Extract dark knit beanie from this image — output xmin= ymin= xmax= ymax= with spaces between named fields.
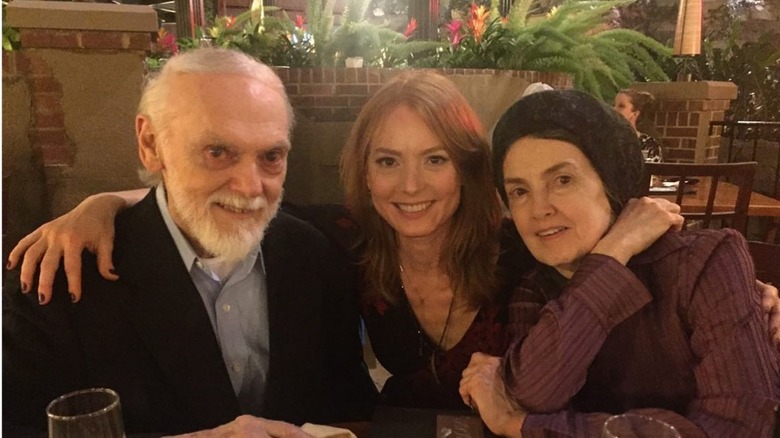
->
xmin=492 ymin=89 xmax=645 ymax=214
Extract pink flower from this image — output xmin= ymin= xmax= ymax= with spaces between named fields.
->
xmin=157 ymin=28 xmax=179 ymax=54
xmin=443 ymin=19 xmax=463 ymax=47
xmin=403 ymin=18 xmax=418 ymax=38
xmin=294 ymin=15 xmax=305 ymax=29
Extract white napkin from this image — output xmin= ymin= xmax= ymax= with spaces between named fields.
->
xmin=301 ymin=423 xmax=357 ymax=438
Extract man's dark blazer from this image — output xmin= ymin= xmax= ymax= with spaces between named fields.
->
xmin=3 ymin=189 xmax=377 ymax=435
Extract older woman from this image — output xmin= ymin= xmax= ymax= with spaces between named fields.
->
xmin=460 ymin=89 xmax=779 ymax=437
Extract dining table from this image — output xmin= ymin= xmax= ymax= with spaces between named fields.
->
xmin=649 ymin=180 xmax=780 ymax=217
xmin=333 ymin=405 xmax=499 ymax=438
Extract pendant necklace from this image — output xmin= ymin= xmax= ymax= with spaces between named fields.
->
xmin=400 ymin=265 xmax=455 ymax=385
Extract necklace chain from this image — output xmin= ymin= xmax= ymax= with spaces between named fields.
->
xmin=399 ymin=264 xmax=437 ymax=305
xmin=399 ymin=264 xmax=455 ymax=352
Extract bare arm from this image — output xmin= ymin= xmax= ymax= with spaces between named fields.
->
xmin=7 ymin=188 xmax=147 ymax=304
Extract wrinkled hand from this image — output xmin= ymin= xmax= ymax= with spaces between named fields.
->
xmin=7 ymin=193 xmax=126 ymax=304
xmin=592 ymin=197 xmax=684 ymax=265
xmin=459 ymin=353 xmax=525 ymax=438
xmin=167 ymin=416 xmax=316 ymax=438
xmin=759 ymin=280 xmax=780 ymax=349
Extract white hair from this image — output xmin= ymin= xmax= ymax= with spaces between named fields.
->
xmin=137 ymin=48 xmax=295 ymax=185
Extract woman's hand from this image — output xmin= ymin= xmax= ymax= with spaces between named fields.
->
xmin=7 ymin=193 xmax=129 ymax=304
xmin=459 ymin=353 xmax=525 ymax=438
xmin=759 ymin=280 xmax=780 ymax=348
xmin=591 ymin=197 xmax=684 ymax=265
xmin=168 ymin=415 xmax=316 ymax=438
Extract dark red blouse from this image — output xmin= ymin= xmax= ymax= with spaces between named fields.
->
xmin=282 ymin=202 xmax=535 ymax=410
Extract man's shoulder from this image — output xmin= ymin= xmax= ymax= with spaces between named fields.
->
xmin=261 ymin=210 xmax=332 ymax=257
xmin=266 ymin=210 xmax=328 ymax=241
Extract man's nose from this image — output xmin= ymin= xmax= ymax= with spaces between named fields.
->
xmin=229 ymin=160 xmax=265 ymax=197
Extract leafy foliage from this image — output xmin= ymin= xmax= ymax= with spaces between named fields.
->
xmin=122 ymin=0 xmax=672 ymax=98
xmin=418 ymin=0 xmax=671 ymax=99
xmin=694 ymin=34 xmax=780 ymax=123
xmin=3 ymin=3 xmax=20 ymax=52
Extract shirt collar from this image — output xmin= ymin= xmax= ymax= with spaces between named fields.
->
xmin=156 ymin=184 xmax=199 ymax=271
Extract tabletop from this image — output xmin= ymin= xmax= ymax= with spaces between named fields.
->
xmin=650 ymin=180 xmax=780 ymax=218
xmin=335 ymin=406 xmax=499 ymax=438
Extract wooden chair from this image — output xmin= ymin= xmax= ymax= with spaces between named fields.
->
xmin=642 ymin=162 xmax=757 ymax=235
xmin=747 ymin=240 xmax=780 ymax=285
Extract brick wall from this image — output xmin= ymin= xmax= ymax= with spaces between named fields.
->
xmin=4 ymin=0 xmax=157 ymax=232
xmin=4 ymin=28 xmax=153 ymax=169
xmin=631 ymin=81 xmax=737 ymax=163
xmin=276 ymin=66 xmax=573 ymax=123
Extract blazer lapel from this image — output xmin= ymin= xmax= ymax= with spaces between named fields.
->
xmin=117 ymin=192 xmax=240 ymax=426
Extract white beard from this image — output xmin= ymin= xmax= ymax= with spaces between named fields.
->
xmin=164 ymin=174 xmax=281 ymax=264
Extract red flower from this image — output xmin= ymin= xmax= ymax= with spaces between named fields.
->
xmin=157 ymin=28 xmax=179 ymax=54
xmin=403 ymin=18 xmax=418 ymax=38
xmin=443 ymin=19 xmax=463 ymax=47
xmin=225 ymin=15 xmax=237 ymax=29
xmin=294 ymin=14 xmax=305 ymax=29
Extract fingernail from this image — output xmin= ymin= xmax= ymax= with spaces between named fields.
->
xmin=109 ymin=268 xmax=117 ymax=275
xmin=69 ymin=293 xmax=76 ymax=303
xmin=6 ymin=261 xmax=11 ymax=270
xmin=21 ymin=282 xmax=29 ymax=293
xmin=38 ymin=293 xmax=44 ymax=304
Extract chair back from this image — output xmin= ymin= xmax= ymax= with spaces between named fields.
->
xmin=642 ymin=162 xmax=757 ymax=234
xmin=747 ymin=240 xmax=780 ymax=285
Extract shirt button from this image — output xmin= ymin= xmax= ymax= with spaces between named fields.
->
xmin=231 ymin=362 xmax=241 ymax=372
xmin=222 ymin=304 xmax=231 ymax=312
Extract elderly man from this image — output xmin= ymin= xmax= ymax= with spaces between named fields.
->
xmin=3 ymin=48 xmax=377 ymax=436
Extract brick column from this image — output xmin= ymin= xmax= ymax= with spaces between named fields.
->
xmin=4 ymin=1 xmax=158 ymax=217
xmin=630 ymin=81 xmax=738 ymax=163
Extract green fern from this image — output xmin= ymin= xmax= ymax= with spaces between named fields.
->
xmin=414 ymin=0 xmax=673 ymax=98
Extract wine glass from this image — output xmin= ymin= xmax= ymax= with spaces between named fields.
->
xmin=47 ymin=388 xmax=125 ymax=438
xmin=601 ymin=413 xmax=680 ymax=438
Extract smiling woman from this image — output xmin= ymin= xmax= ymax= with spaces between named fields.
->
xmin=339 ymin=70 xmax=527 ymax=408
xmin=460 ymin=89 xmax=779 ymax=438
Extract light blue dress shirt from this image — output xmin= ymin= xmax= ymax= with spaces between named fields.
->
xmin=155 ymin=185 xmax=270 ymax=415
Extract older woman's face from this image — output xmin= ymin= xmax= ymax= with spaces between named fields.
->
xmin=366 ymin=105 xmax=461 ymax=242
xmin=503 ymin=137 xmax=612 ymax=278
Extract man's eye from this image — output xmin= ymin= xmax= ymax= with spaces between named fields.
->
xmin=264 ymin=150 xmax=282 ymax=163
xmin=557 ymin=175 xmax=572 ymax=185
xmin=207 ymin=146 xmax=227 ymax=159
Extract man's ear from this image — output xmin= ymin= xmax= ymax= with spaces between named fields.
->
xmin=137 ymin=115 xmax=164 ymax=173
